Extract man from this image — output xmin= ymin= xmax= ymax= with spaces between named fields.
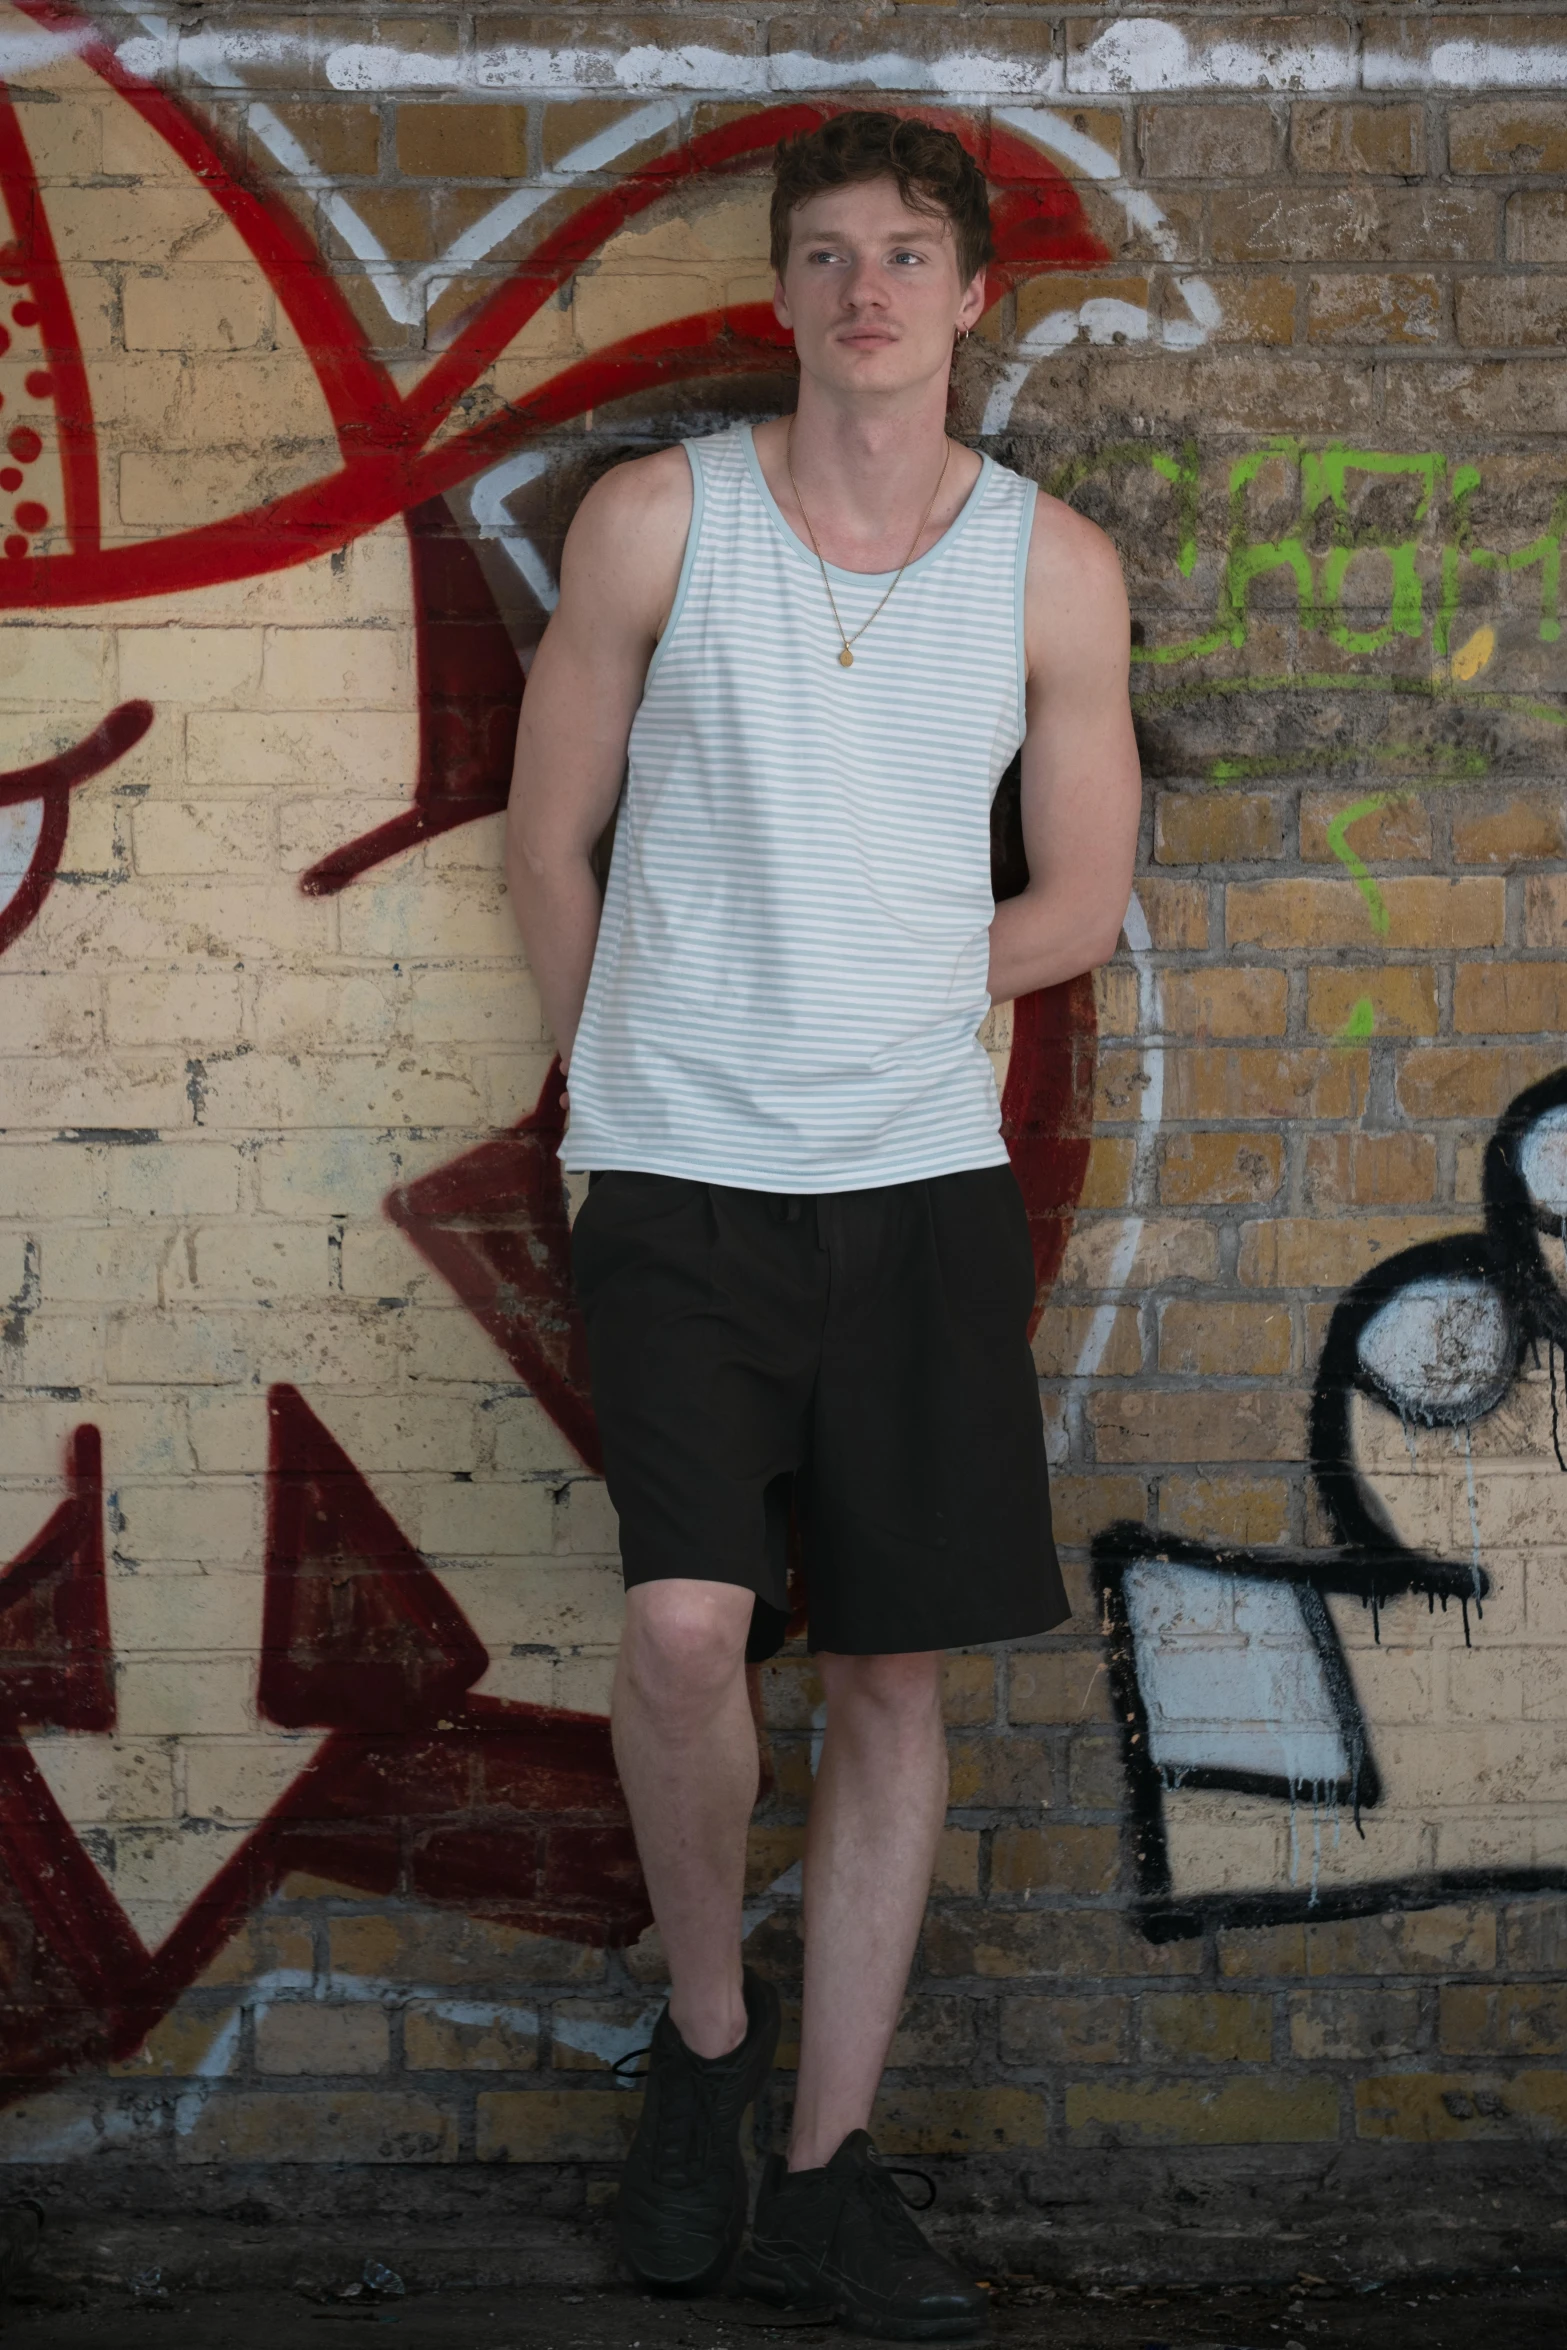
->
xmin=507 ymin=111 xmax=1140 ymax=2340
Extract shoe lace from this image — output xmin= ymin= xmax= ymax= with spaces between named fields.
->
xmin=855 ymin=2157 xmax=939 ymax=2249
xmin=613 ymin=2041 xmax=731 ymax=2191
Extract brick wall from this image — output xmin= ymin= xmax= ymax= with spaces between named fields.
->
xmin=1 ymin=1 xmax=1566 ymax=2269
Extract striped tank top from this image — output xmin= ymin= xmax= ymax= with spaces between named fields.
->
xmin=561 ymin=421 xmax=1038 ymax=1192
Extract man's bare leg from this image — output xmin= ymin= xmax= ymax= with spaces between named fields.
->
xmin=611 ymin=1578 xmax=760 ymax=2060
xmin=788 ymin=1650 xmax=948 ymax=2169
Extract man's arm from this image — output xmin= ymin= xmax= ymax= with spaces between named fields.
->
xmin=505 ymin=447 xmax=692 ymax=1070
xmin=986 ymin=497 xmax=1141 ymax=1003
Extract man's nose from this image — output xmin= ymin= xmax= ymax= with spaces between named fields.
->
xmin=840 ymin=258 xmax=889 ymax=308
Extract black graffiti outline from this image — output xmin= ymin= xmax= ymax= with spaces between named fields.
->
xmin=1096 ymin=1071 xmax=1567 ymax=1940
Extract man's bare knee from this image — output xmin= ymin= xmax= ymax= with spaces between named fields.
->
xmin=819 ymin=1649 xmax=945 ymax=1725
xmin=620 ymin=1581 xmax=753 ymax=1715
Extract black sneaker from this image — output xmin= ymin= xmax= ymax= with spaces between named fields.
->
xmin=615 ymin=1967 xmax=780 ymax=2293
xmin=738 ymin=2130 xmax=989 ymax=2341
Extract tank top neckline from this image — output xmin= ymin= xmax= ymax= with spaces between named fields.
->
xmin=739 ymin=421 xmax=995 ymax=588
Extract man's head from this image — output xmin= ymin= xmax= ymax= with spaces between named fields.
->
xmin=770 ymin=114 xmax=993 ymax=398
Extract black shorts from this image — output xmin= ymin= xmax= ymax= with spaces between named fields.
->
xmin=570 ymin=1163 xmax=1067 ymax=1660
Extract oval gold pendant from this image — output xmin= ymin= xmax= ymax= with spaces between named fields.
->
xmin=838 ymin=646 xmax=854 ymax=668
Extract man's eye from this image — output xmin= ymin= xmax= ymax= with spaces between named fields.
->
xmin=890 ymin=251 xmax=924 ymax=265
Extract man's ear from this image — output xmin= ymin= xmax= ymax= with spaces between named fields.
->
xmin=957 ymin=266 xmax=989 ymax=333
xmin=773 ymin=269 xmax=793 ymax=333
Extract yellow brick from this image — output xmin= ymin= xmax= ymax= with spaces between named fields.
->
xmin=1058 ymin=1217 xmax=1222 ymax=1289
xmin=1089 ymin=1388 xmax=1306 ymax=1463
xmin=1303 ymin=1130 xmax=1437 ymax=1207
xmin=1160 ymin=1048 xmax=1366 ymax=1121
xmin=1238 ymin=1215 xmax=1469 ymax=1288
xmin=933 ymin=1826 xmax=981 ymax=1896
xmin=110 ymin=2006 xmax=240 ymax=2078
xmin=1158 ymin=1474 xmax=1291 ymax=1544
xmin=1300 ymin=789 xmax=1431 ymax=863
xmin=180 ymin=2091 xmax=455 ymax=2164
xmin=1356 ymin=2072 xmax=1567 ymax=2141
xmin=328 ymin=1913 xmax=604 ymax=1987
xmin=942 ymin=1653 xmax=996 ymax=1726
xmin=1136 ymin=878 xmax=1209 ymax=949
xmin=1288 ymin=1990 xmax=1421 ymax=2062
xmin=1032 ymin=1305 xmax=1142 ymax=1378
xmin=947 ymin=1734 xmax=1052 ymax=1808
xmin=192 ymin=1915 xmax=315 ymax=1992
xmin=475 ymin=2089 xmax=641 ymax=2163
xmin=1016 ymin=273 xmax=1150 ymax=337
xmin=1396 ymin=1046 xmax=1563 ymax=1121
xmin=1154 ymin=791 xmax=1283 ymax=864
xmin=1306 ymin=965 xmax=1439 ymax=1037
xmin=923 ymin=1908 xmax=1202 ymax=1981
xmin=1439 ymin=1985 xmax=1567 ymax=2056
xmin=1194 ymin=273 xmax=1296 ymax=345
xmin=1524 ymin=874 xmax=1567 ymax=946
xmin=1303 ymin=1905 xmax=1497 ymax=1976
xmin=1157 ymin=1300 xmax=1291 ymax=1377
xmin=406 ymin=2005 xmax=540 ymax=2073
xmin=1157 ymin=1131 xmax=1282 ymax=1206
xmin=255 ymin=2003 xmax=387 ymax=2076
xmin=396 ymin=102 xmax=529 ymax=178
xmin=1066 ymin=2075 xmax=1339 ymax=2144
xmin=1078 ymin=1135 xmax=1136 ymax=1209
xmin=1045 ymin=1474 xmax=1149 ymax=1546
xmin=1226 ymin=877 xmax=1504 ymax=950
xmin=1308 ymin=271 xmax=1444 ymax=344
xmin=1141 ymin=1993 xmax=1274 ymax=2064
xmin=1157 ymin=969 xmax=1289 ymax=1037
xmin=541 ymin=98 xmax=679 ymax=171
xmin=1453 ymin=961 xmax=1567 ymax=1034
xmin=746 ymin=1825 xmax=806 ymax=1896
xmin=1291 ymin=101 xmax=1424 ymax=175
xmin=1094 ymin=965 xmax=1140 ymax=1038
xmin=122 ymin=272 xmax=273 ymax=353
xmin=1009 ymin=1649 xmax=1114 ymax=1726
xmin=871 ymin=2086 xmax=1045 ymax=2155
xmin=991 ymin=1824 xmax=1120 ymax=1896
xmin=999 ymin=1995 xmax=1131 ymax=2064
xmin=1452 ymin=792 xmax=1567 ymax=863
xmin=1450 ymin=101 xmax=1567 ymax=175
xmin=1217 ymin=1923 xmax=1309 ymax=1980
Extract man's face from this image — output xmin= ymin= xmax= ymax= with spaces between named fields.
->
xmin=773 ymin=176 xmax=987 ymax=401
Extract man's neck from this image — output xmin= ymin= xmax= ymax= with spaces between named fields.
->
xmin=779 ymin=375 xmax=954 ymax=531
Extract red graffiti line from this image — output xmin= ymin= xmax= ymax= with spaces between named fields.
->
xmin=0 ymin=1406 xmax=649 ymax=2105
xmin=0 ymin=699 xmax=153 ymax=957
xmin=1 ymin=7 xmax=1110 ymax=611
xmin=0 ymin=85 xmax=97 ymax=555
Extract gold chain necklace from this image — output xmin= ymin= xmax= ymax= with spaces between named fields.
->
xmin=784 ymin=423 xmax=951 ymax=668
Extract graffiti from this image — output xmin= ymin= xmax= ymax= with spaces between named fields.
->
xmin=1097 ymin=1066 xmax=1567 ymax=1938
xmin=0 ymin=0 xmax=1136 ymax=2104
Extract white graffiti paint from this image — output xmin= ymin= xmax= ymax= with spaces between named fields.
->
xmin=1069 ymin=890 xmax=1164 ymax=1386
xmin=1123 ymin=1558 xmax=1350 ymax=1790
xmin=1070 ymin=18 xmax=1355 ymax=96
xmin=8 ymin=12 xmax=1565 ymax=103
xmin=1358 ymin=1274 xmax=1516 ymax=1426
xmin=97 ymin=18 xmax=1567 ymax=103
xmin=1519 ymin=1106 xmax=1567 ymax=1221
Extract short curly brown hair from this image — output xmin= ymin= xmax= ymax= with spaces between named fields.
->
xmin=769 ymin=111 xmax=994 ymax=289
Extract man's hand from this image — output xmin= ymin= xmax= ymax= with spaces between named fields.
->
xmin=987 ymin=496 xmax=1141 ymax=1004
xmin=505 ymin=447 xmax=692 ymax=1067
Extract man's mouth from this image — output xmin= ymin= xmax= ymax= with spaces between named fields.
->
xmin=0 ymin=700 xmax=152 ymax=956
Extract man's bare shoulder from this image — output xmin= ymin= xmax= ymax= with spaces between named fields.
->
xmin=568 ymin=442 xmax=693 ymax=557
xmin=553 ymin=442 xmax=693 ymax=645
xmin=556 ymin=443 xmax=693 ymax=639
xmin=1022 ymin=488 xmax=1130 ymax=680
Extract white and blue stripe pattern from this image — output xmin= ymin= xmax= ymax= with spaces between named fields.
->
xmin=562 ymin=421 xmax=1038 ymax=1193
